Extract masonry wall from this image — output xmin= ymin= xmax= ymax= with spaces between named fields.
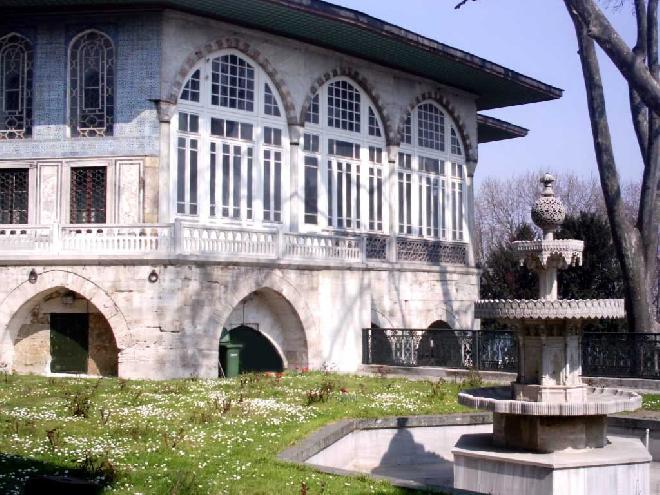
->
xmin=11 ymin=290 xmax=119 ymax=375
xmin=160 ymin=10 xmax=479 ymax=147
xmin=0 ymin=263 xmax=478 ymax=379
xmin=0 ymin=12 xmax=161 ymax=160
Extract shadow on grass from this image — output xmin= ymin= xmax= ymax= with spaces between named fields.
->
xmin=0 ymin=453 xmax=105 ymax=495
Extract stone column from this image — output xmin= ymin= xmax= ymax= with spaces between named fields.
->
xmin=386 ymin=145 xmax=399 ymax=261
xmin=288 ymin=124 xmax=303 ymax=232
xmin=155 ymin=100 xmax=176 ymax=223
xmin=465 ymin=159 xmax=478 ymax=268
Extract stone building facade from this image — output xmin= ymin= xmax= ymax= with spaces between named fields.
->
xmin=0 ymin=1 xmax=560 ymax=378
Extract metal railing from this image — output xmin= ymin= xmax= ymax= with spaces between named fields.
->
xmin=361 ymin=328 xmax=518 ymax=372
xmin=362 ymin=328 xmax=660 ymax=379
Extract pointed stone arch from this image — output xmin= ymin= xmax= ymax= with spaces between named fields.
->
xmin=0 ymin=270 xmax=131 ymax=372
xmin=398 ymin=91 xmax=477 ymax=162
xmin=211 ymin=272 xmax=321 ymax=368
xmin=165 ymin=37 xmax=297 ymax=124
xmin=299 ymin=67 xmax=395 ymax=142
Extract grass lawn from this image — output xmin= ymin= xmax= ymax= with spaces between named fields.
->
xmin=0 ymin=371 xmax=481 ymax=495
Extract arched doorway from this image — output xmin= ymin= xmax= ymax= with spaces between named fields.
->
xmin=220 ymin=288 xmax=308 ymax=375
xmin=418 ymin=320 xmax=459 ymax=367
xmin=220 ymin=325 xmax=283 ymax=373
xmin=9 ymin=288 xmax=118 ymax=376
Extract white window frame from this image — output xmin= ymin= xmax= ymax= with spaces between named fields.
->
xmin=300 ymin=76 xmax=387 ymax=234
xmin=399 ymin=100 xmax=467 ymax=242
xmin=172 ymin=49 xmax=289 ymax=227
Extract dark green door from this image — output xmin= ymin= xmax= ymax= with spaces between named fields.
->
xmin=50 ymin=314 xmax=88 ymax=374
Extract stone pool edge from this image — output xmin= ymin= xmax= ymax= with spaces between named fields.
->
xmin=277 ymin=413 xmax=492 ymax=495
xmin=277 ymin=412 xmax=660 ymax=495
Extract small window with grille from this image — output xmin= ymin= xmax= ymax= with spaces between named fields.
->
xmin=69 ymin=31 xmax=114 ymax=137
xmin=0 ymin=168 xmax=28 ymax=223
xmin=70 ymin=167 xmax=106 ymax=224
xmin=0 ymin=33 xmax=33 ymax=139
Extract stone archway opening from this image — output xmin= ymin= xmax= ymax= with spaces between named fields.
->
xmin=10 ymin=288 xmax=118 ymax=376
xmin=221 ymin=325 xmax=284 ymax=373
xmin=418 ymin=320 xmax=458 ymax=367
xmin=220 ymin=288 xmax=308 ymax=375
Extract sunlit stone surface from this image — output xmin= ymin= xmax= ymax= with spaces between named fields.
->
xmin=453 ymin=175 xmax=651 ymax=495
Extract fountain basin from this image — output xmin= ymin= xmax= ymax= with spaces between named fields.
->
xmin=459 ymin=386 xmax=641 ymax=416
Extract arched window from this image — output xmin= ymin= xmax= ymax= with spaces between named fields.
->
xmin=399 ymin=102 xmax=466 ymax=241
xmin=302 ymin=78 xmax=386 ymax=232
xmin=174 ymin=51 xmax=287 ymax=223
xmin=69 ymin=30 xmax=114 ymax=137
xmin=0 ymin=33 xmax=32 ymax=139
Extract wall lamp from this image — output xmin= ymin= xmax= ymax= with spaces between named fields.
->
xmin=148 ymin=270 xmax=159 ymax=283
xmin=28 ymin=269 xmax=38 ymax=284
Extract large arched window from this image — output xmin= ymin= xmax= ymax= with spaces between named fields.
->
xmin=399 ymin=102 xmax=466 ymax=241
xmin=302 ymin=78 xmax=386 ymax=232
xmin=174 ymin=51 xmax=288 ymax=223
xmin=69 ymin=30 xmax=114 ymax=137
xmin=0 ymin=33 xmax=32 ymax=139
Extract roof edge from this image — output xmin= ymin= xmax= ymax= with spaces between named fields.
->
xmin=477 ymin=114 xmax=529 ymax=143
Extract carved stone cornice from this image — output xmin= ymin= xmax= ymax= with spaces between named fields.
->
xmin=512 ymin=239 xmax=584 ymax=270
xmin=474 ymin=298 xmax=625 ymax=320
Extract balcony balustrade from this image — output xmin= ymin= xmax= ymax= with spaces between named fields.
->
xmin=0 ymin=222 xmax=468 ymax=266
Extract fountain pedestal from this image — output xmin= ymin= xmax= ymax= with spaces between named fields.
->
xmin=453 ymin=434 xmax=650 ymax=495
xmin=453 ymin=175 xmax=651 ymax=495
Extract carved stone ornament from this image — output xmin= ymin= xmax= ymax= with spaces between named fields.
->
xmin=474 ymin=298 xmax=625 ymax=320
xmin=531 ymin=174 xmax=566 ymax=234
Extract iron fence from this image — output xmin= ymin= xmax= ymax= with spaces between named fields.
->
xmin=362 ymin=328 xmax=660 ymax=379
xmin=582 ymin=332 xmax=660 ymax=378
xmin=361 ymin=328 xmax=517 ymax=372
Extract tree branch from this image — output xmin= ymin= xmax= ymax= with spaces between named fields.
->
xmin=567 ymin=6 xmax=652 ymax=331
xmin=638 ymin=0 xmax=659 ymax=265
xmin=454 ymin=0 xmax=477 ymax=9
xmin=630 ymin=0 xmax=650 ymax=158
xmin=564 ymin=0 xmax=660 ymax=112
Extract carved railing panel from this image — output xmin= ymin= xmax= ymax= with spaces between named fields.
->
xmin=396 ymin=237 xmax=466 ymax=264
xmin=283 ymin=233 xmax=361 ymax=261
xmin=61 ymin=225 xmax=172 ymax=253
xmin=365 ymin=235 xmax=388 ymax=261
xmin=182 ymin=224 xmax=276 ymax=257
xmin=0 ymin=225 xmax=51 ymax=251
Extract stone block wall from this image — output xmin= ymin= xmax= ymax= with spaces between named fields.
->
xmin=0 ymin=262 xmax=478 ymax=379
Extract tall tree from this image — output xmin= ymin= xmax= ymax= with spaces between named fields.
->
xmin=459 ymin=0 xmax=660 ymax=332
xmin=563 ymin=0 xmax=658 ymax=333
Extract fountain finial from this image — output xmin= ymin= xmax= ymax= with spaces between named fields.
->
xmin=531 ymin=173 xmax=566 ymax=239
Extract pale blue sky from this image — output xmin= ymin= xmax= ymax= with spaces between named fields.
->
xmin=330 ymin=0 xmax=644 ymax=184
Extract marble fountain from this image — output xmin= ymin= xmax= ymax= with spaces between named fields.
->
xmin=454 ymin=174 xmax=651 ymax=494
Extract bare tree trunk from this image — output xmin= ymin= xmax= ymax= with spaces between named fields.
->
xmin=566 ymin=5 xmax=657 ymax=332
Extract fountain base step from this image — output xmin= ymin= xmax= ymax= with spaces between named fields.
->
xmin=453 ymin=433 xmax=651 ymax=495
xmin=493 ymin=412 xmax=607 ymax=452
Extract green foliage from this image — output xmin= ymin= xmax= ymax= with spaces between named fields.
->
xmin=0 ymin=373 xmax=466 ymax=495
xmin=556 ymin=212 xmax=626 ymax=331
xmin=480 ymin=223 xmax=538 ymax=329
xmin=480 ymin=213 xmax=626 ymax=331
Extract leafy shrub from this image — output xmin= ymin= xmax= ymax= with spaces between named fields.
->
xmin=460 ymin=368 xmax=483 ymax=389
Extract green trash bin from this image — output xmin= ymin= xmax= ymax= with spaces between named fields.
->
xmin=219 ymin=343 xmax=243 ymax=378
